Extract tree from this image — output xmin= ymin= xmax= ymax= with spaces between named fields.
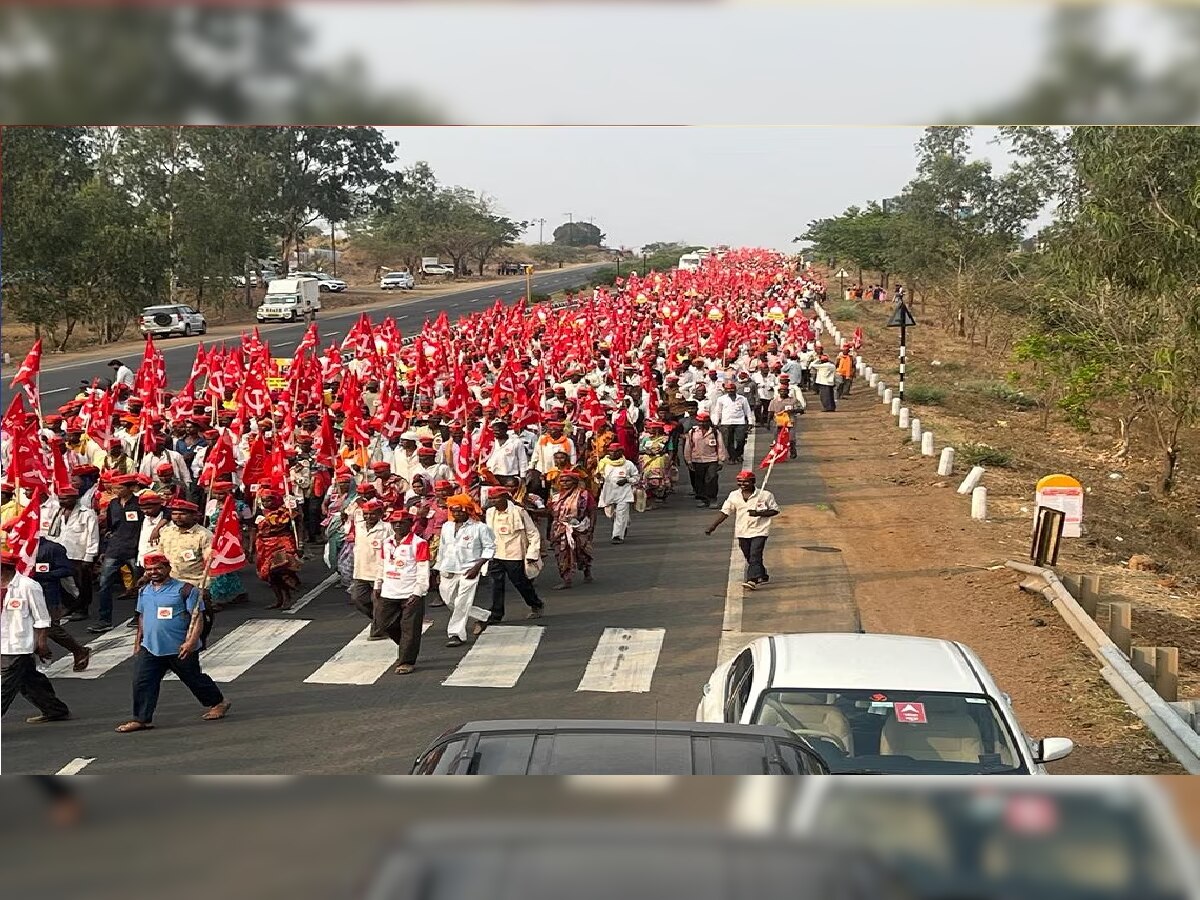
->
xmin=553 ymin=221 xmax=604 ymax=247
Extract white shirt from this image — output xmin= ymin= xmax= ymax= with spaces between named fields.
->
xmin=485 ymin=504 xmax=541 ymax=561
xmin=751 ymin=372 xmax=777 ymax=400
xmin=720 ymin=488 xmax=780 ymax=539
xmin=114 ymin=364 xmax=136 ymax=390
xmin=375 ymin=533 xmax=431 ymax=598
xmin=1 ymin=572 xmax=52 ymax=655
xmin=42 ymin=503 xmax=100 ymax=562
xmin=138 ymin=513 xmax=166 ymax=566
xmin=485 ymin=434 xmax=529 ymax=478
xmin=139 ymin=449 xmax=192 ymax=484
xmin=711 ymin=393 xmax=753 ymax=426
xmin=436 ymin=519 xmax=496 ymax=575
xmin=532 ymin=436 xmax=576 ymax=474
xmin=810 ymin=361 xmax=837 ymax=387
xmin=352 ymin=520 xmax=390 ymax=581
xmin=597 ymin=458 xmax=639 ymax=506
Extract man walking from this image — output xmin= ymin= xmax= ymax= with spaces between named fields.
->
xmin=596 ymin=445 xmax=639 ymax=544
xmin=711 ymin=379 xmax=753 ymax=464
xmin=482 ymin=488 xmax=544 ymax=629
xmin=349 ymin=500 xmax=388 ymax=640
xmin=810 ymin=354 xmax=838 ymax=413
xmin=373 ymin=510 xmax=429 ymax=675
xmin=682 ymin=412 xmax=728 ymax=508
xmin=704 ymin=470 xmax=780 ymax=590
xmin=90 ymin=473 xmax=144 ymax=633
xmin=42 ymin=486 xmax=99 ymax=623
xmin=32 ymin=536 xmax=91 ymax=672
xmin=835 ymin=346 xmax=856 ymax=398
xmin=436 ymin=495 xmax=495 ymax=647
xmin=114 ymin=553 xmax=230 ymax=732
xmin=1 ymin=552 xmax=71 ymax=724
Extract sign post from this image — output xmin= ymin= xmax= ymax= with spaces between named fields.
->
xmin=835 ymin=268 xmax=850 ymax=300
xmin=524 ymin=264 xmax=533 ymax=302
xmin=885 ymin=301 xmax=917 ymax=402
xmin=1035 ymin=474 xmax=1084 ymax=538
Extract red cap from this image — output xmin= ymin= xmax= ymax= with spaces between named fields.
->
xmin=155 ymin=462 xmax=174 ymax=474
xmin=387 ymin=509 xmax=414 ymax=523
xmin=166 ymin=499 xmax=199 ymax=513
xmin=143 ymin=552 xmax=171 ymax=567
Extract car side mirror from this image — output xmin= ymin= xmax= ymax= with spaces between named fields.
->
xmin=1034 ymin=737 xmax=1074 ymax=763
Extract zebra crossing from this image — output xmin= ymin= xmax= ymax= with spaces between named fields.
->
xmin=46 ymin=619 xmax=673 ymax=693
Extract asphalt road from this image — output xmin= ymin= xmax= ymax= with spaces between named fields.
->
xmin=2 ymin=430 xmax=837 ymax=775
xmin=21 ymin=264 xmax=607 ymax=402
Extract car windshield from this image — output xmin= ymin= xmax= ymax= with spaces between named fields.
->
xmin=385 ymin=272 xmax=407 ymax=278
xmin=799 ymin=785 xmax=1192 ymax=900
xmin=753 ymin=689 xmax=1026 ymax=774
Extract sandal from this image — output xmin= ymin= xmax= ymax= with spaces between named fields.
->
xmin=202 ymin=700 xmax=232 ymax=720
xmin=394 ymin=663 xmax=415 ymax=675
xmin=552 ymin=581 xmax=572 ymax=591
xmin=115 ymin=721 xmax=154 ymax=733
xmin=72 ymin=649 xmax=92 ymax=672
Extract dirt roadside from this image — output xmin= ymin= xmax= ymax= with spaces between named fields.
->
xmin=793 ymin=387 xmax=1184 ymax=774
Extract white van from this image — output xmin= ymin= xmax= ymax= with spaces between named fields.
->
xmin=678 ymin=253 xmax=702 ymax=272
xmin=257 ymin=277 xmax=322 ymax=322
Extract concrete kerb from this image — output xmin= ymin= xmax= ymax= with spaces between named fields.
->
xmin=1005 ymin=561 xmax=1200 ymax=773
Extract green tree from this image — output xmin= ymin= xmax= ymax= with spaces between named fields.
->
xmin=553 ymin=221 xmax=604 ymax=247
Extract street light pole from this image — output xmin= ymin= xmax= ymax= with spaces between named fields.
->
xmin=534 ymin=217 xmax=546 ymax=244
xmin=641 ymin=253 xmax=647 ymax=276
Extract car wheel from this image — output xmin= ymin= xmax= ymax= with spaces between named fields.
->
xmin=183 ymin=324 xmax=192 ymax=337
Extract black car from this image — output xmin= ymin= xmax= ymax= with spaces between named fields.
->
xmin=411 ymin=719 xmax=828 ymax=775
xmin=363 ymin=823 xmax=912 ymax=900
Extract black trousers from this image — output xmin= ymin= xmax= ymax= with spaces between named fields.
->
xmin=719 ymin=424 xmax=749 ymax=462
xmin=690 ymin=462 xmax=720 ymax=504
xmin=738 ymin=536 xmax=769 ymax=584
xmin=301 ymin=496 xmax=323 ymax=542
xmin=754 ymin=400 xmax=771 ymax=426
xmin=349 ymin=579 xmax=384 ymax=638
xmin=489 ymin=558 xmax=542 ymax=623
xmin=818 ymin=384 xmax=837 ymax=412
xmin=374 ymin=593 xmax=425 ymax=665
xmin=131 ymin=648 xmax=223 ymax=724
xmin=64 ymin=559 xmax=93 ymax=615
xmin=2 ymin=654 xmax=70 ymax=719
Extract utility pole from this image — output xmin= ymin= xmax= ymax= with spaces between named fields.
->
xmin=534 ymin=217 xmax=546 ymax=244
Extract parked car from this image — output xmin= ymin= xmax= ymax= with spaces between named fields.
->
xmin=697 ymin=633 xmax=1074 ymax=774
xmin=139 ymin=304 xmax=207 ymax=338
xmin=498 ymin=261 xmax=525 ymax=276
xmin=363 ymin=823 xmax=913 ymax=900
xmin=256 ymin=277 xmax=321 ymax=323
xmin=789 ymin=778 xmax=1200 ymax=900
xmin=379 ymin=270 xmax=415 ymax=290
xmin=411 ymin=719 xmax=829 ymax=775
xmin=293 ymin=270 xmax=346 ymax=292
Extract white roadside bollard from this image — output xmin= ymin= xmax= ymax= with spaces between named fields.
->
xmin=910 ymin=417 xmax=921 ymax=443
xmin=938 ymin=447 xmax=955 ymax=476
xmin=890 ymin=398 xmax=901 ymax=417
xmin=883 ymin=388 xmax=893 ymax=403
xmin=898 ymin=407 xmax=910 ymax=429
xmin=868 ymin=374 xmax=879 ymax=388
xmin=921 ymin=431 xmax=935 ymax=456
xmin=957 ymin=465 xmax=985 ymax=495
xmin=876 ymin=381 xmax=886 ymax=396
xmin=971 ymin=486 xmax=988 ymax=520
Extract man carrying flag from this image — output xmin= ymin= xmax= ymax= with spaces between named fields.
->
xmin=703 ymin=469 xmax=779 ymax=591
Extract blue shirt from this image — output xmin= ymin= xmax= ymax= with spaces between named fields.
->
xmin=137 ymin=578 xmax=199 ymax=656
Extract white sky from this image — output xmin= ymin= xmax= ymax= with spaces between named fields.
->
xmin=380 ymin=126 xmax=1017 ymax=250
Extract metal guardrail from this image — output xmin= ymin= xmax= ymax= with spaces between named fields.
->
xmin=1006 ymin=560 xmax=1200 ymax=773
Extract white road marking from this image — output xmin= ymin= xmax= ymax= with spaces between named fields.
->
xmin=304 ymin=621 xmax=433 ymax=685
xmin=576 ymin=627 xmax=665 ymax=693
xmin=442 ymin=625 xmax=543 ymax=688
xmin=720 ymin=428 xmax=757 ymax=635
xmin=56 ymin=757 xmax=96 ymax=775
xmin=273 ymin=340 xmax=295 ymax=348
xmin=46 ymin=618 xmax=134 ymax=679
xmin=166 ymin=619 xmax=309 ymax=682
xmin=41 ymin=387 xmax=72 ymax=395
xmin=284 ymin=572 xmax=339 ymax=614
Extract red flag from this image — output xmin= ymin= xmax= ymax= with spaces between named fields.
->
xmin=2 ymin=488 xmax=46 ymax=576
xmin=207 ymin=494 xmax=247 ymax=575
xmin=239 ymin=358 xmax=270 ymax=419
xmin=241 ymin=435 xmax=267 ymax=493
xmin=9 ymin=339 xmax=42 ymax=395
xmin=760 ymin=426 xmax=790 ymax=469
xmin=199 ymin=429 xmax=237 ymax=483
xmin=1 ymin=394 xmax=28 ymax=434
xmin=9 ymin=418 xmax=49 ymax=491
xmin=315 ymin=409 xmax=338 ymax=468
xmin=452 ymin=426 xmax=474 ymax=487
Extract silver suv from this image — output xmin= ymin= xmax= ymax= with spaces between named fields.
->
xmin=140 ymin=304 xmax=207 ymax=338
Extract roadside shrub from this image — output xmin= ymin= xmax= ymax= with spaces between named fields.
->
xmin=832 ymin=303 xmax=859 ymax=320
xmin=903 ymin=385 xmax=946 ymax=405
xmin=958 ymin=442 xmax=1014 ymax=468
xmin=961 ymin=379 xmax=1038 ymax=409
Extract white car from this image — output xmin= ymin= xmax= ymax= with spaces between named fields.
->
xmin=294 ymin=271 xmax=347 ymax=292
xmin=139 ymin=304 xmax=207 ymax=338
xmin=380 ymin=271 xmax=414 ymax=290
xmin=697 ymin=633 xmax=1074 ymax=775
xmin=788 ymin=778 xmax=1200 ymax=900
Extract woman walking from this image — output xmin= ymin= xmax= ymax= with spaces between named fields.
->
xmin=205 ymin=481 xmax=249 ymax=610
xmin=253 ymin=489 xmax=302 ymax=609
xmin=547 ymin=470 xmax=594 ymax=590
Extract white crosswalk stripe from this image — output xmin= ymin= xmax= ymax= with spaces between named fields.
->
xmin=304 ymin=621 xmax=433 ymax=685
xmin=46 ymin=619 xmax=134 ymax=680
xmin=166 ymin=619 xmax=309 ymax=683
xmin=442 ymin=625 xmax=544 ymax=688
xmin=576 ymin=627 xmax=666 ymax=693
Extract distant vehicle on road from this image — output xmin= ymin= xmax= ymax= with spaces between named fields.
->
xmin=293 ymin=270 xmax=346 ymax=292
xmin=421 ymin=256 xmax=455 ymax=276
xmin=497 ymin=261 xmax=524 ymax=276
xmin=678 ymin=253 xmax=702 ymax=271
xmin=411 ymin=719 xmax=829 ymax=775
xmin=697 ymin=633 xmax=1074 ymax=775
xmin=256 ymin=277 xmax=321 ymax=323
xmin=140 ymin=304 xmax=207 ymax=338
xmin=379 ymin=270 xmax=415 ymax=290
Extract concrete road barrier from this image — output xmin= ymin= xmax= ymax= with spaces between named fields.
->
xmin=970 ymin=486 xmax=987 ymax=520
xmin=957 ymin=464 xmax=985 ymax=494
xmin=921 ymin=431 xmax=935 ymax=456
xmin=938 ymin=447 xmax=955 ymax=476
